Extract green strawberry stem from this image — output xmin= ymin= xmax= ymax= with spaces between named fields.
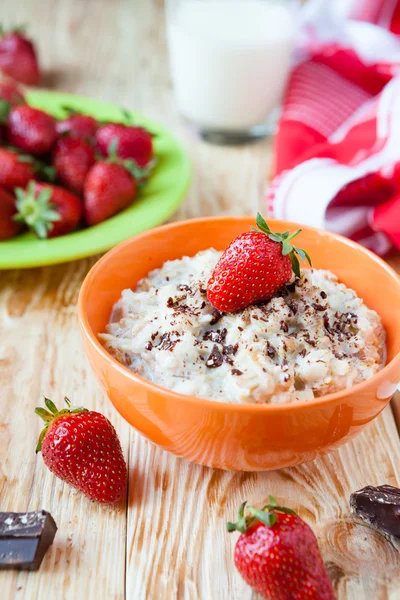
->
xmin=255 ymin=213 xmax=312 ymax=278
xmin=14 ymin=181 xmax=60 ymax=239
xmin=0 ymin=23 xmax=27 ymax=37
xmin=35 ymin=396 xmax=88 ymax=453
xmin=227 ymin=498 xmax=297 ymax=533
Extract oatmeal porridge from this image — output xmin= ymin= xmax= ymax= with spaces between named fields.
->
xmin=99 ymin=249 xmax=385 ymax=404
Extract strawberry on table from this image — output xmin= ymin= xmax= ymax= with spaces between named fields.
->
xmin=35 ymin=397 xmax=127 ymax=504
xmin=56 ymin=113 xmax=98 ymax=141
xmin=207 ymin=214 xmax=312 ymax=313
xmin=8 ymin=105 xmax=57 ymax=155
xmin=84 ymin=161 xmax=137 ymax=226
xmin=0 ymin=187 xmax=21 ymax=240
xmin=95 ymin=123 xmax=153 ymax=167
xmin=52 ymin=137 xmax=96 ymax=195
xmin=0 ymin=25 xmax=40 ymax=86
xmin=15 ymin=181 xmax=82 ymax=238
xmin=0 ymin=147 xmax=36 ymax=191
xmin=228 ymin=499 xmax=335 ymax=600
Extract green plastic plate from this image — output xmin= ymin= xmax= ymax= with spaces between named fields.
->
xmin=0 ymin=90 xmax=191 ymax=269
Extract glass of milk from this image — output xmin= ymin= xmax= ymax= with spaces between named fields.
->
xmin=166 ymin=0 xmax=297 ymax=143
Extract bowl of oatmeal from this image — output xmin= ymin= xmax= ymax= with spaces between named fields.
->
xmin=78 ymin=217 xmax=400 ymax=471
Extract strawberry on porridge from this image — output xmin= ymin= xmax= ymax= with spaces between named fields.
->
xmin=99 ymin=245 xmax=385 ymax=405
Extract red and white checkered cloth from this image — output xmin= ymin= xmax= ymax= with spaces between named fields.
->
xmin=267 ymin=0 xmax=400 ymax=255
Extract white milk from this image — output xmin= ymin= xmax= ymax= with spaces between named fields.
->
xmin=167 ymin=0 xmax=296 ymax=132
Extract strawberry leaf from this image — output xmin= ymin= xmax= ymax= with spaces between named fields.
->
xmin=44 ymin=397 xmax=59 ymax=415
xmin=295 ymin=247 xmax=306 ymax=262
xmin=248 ymin=507 xmax=278 ymax=527
xmin=290 ymin=252 xmax=301 ymax=278
xmin=0 ymin=98 xmax=11 ymax=124
xmin=35 ymin=407 xmax=54 ymax=423
xmin=281 ymin=241 xmax=293 ymax=256
xmin=256 ymin=213 xmax=272 ymax=234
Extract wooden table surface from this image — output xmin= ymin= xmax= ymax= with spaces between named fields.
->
xmin=1 ymin=1 xmax=400 ymax=599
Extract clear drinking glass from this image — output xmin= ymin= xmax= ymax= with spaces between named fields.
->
xmin=166 ymin=0 xmax=297 ymax=144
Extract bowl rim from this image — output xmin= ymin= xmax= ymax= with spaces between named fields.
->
xmin=78 ymin=215 xmax=400 ymax=413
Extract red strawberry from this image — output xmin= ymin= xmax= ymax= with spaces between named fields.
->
xmin=96 ymin=123 xmax=153 ymax=167
xmin=0 ymin=27 xmax=40 ymax=86
xmin=35 ymin=397 xmax=127 ymax=504
xmin=0 ymin=78 xmax=25 ymax=106
xmin=52 ymin=137 xmax=96 ymax=195
xmin=207 ymin=214 xmax=311 ymax=313
xmin=0 ymin=78 xmax=25 ymax=124
xmin=84 ymin=161 xmax=137 ymax=226
xmin=56 ymin=114 xmax=98 ymax=140
xmin=8 ymin=105 xmax=57 ymax=155
xmin=0 ymin=187 xmax=21 ymax=239
xmin=15 ymin=181 xmax=82 ymax=238
xmin=228 ymin=499 xmax=335 ymax=600
xmin=0 ymin=147 xmax=36 ymax=191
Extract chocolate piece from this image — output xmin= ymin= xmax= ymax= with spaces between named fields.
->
xmin=0 ymin=510 xmax=57 ymax=570
xmin=350 ymin=485 xmax=400 ymax=540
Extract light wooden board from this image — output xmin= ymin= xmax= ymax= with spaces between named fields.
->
xmin=1 ymin=1 xmax=400 ymax=599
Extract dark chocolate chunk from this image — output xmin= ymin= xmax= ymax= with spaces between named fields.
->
xmin=350 ymin=485 xmax=400 ymax=540
xmin=206 ymin=345 xmax=223 ymax=368
xmin=0 ymin=510 xmax=57 ymax=571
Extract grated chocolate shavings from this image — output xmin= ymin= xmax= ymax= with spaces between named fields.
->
xmin=223 ymin=344 xmax=238 ymax=356
xmin=203 ymin=328 xmax=227 ymax=344
xmin=157 ymin=332 xmax=180 ymax=351
xmin=232 ymin=369 xmax=243 ymax=376
xmin=145 ymin=341 xmax=153 ymax=351
xmin=280 ymin=321 xmax=289 ymax=333
xmin=210 ymin=308 xmax=223 ymax=325
xmin=312 ymin=303 xmax=327 ymax=312
xmin=266 ymin=342 xmax=276 ymax=358
xmin=320 ymin=291 xmax=327 ymax=299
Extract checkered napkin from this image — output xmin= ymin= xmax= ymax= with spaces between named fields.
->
xmin=267 ymin=0 xmax=400 ymax=254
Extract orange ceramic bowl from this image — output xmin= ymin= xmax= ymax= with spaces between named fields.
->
xmin=78 ymin=217 xmax=400 ymax=471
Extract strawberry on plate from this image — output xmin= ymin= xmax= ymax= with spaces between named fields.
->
xmin=0 ymin=25 xmax=40 ymax=85
xmin=15 ymin=181 xmax=82 ymax=238
xmin=0 ymin=78 xmax=25 ymax=123
xmin=95 ymin=123 xmax=153 ymax=167
xmin=56 ymin=113 xmax=98 ymax=141
xmin=84 ymin=161 xmax=137 ymax=226
xmin=35 ymin=397 xmax=127 ymax=504
xmin=207 ymin=214 xmax=311 ymax=313
xmin=8 ymin=105 xmax=57 ymax=155
xmin=0 ymin=147 xmax=36 ymax=191
xmin=228 ymin=499 xmax=335 ymax=600
xmin=0 ymin=187 xmax=21 ymax=240
xmin=52 ymin=137 xmax=96 ymax=195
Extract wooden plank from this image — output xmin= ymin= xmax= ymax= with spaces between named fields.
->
xmin=0 ymin=260 xmax=129 ymax=600
xmin=0 ymin=1 xmax=399 ymax=600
